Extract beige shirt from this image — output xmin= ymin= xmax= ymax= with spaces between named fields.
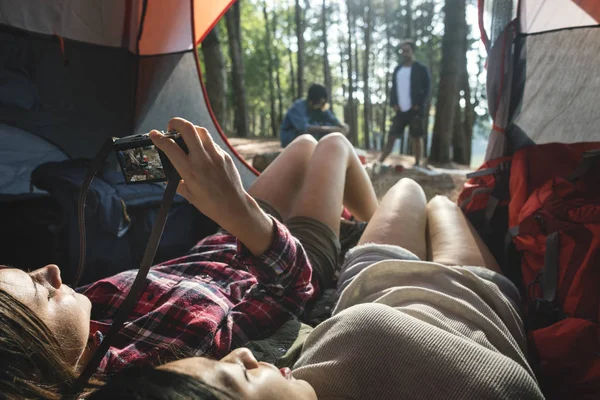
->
xmin=293 ymin=260 xmax=544 ymax=399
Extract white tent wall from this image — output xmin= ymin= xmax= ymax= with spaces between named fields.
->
xmin=521 ymin=0 xmax=598 ymax=33
xmin=513 ymin=27 xmax=600 ymax=145
xmin=481 ymin=0 xmax=600 ymax=161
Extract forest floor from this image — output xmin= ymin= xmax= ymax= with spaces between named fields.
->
xmin=229 ymin=137 xmax=472 ymax=202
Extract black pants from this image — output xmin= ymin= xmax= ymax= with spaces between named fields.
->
xmin=389 ymin=110 xmax=423 ymax=139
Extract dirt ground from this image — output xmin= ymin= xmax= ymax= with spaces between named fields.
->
xmin=229 ymin=137 xmax=471 ymax=202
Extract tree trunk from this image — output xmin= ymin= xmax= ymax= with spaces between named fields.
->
xmin=346 ymin=2 xmax=357 ymax=145
xmin=225 ymin=2 xmax=249 ymax=137
xmin=429 ymin=0 xmax=464 ymax=163
xmin=260 ymin=113 xmax=266 ymax=136
xmin=339 ymin=30 xmax=347 ymax=100
xmin=273 ymin=11 xmax=283 ymax=125
xmin=287 ymin=8 xmax=296 ymax=100
xmin=406 ymin=0 xmax=414 ymax=38
xmin=322 ymin=0 xmax=333 ymax=101
xmin=381 ymin=0 xmax=393 ymax=151
xmin=452 ymin=93 xmax=466 ymax=163
xmin=463 ymin=70 xmax=474 ymax=164
xmin=201 ymin=25 xmax=227 ymax=131
xmin=362 ymin=0 xmax=373 ymax=149
xmin=423 ymin=46 xmax=436 ymax=158
xmin=452 ymin=0 xmax=470 ymax=165
xmin=295 ymin=0 xmax=305 ymax=99
xmin=263 ymin=2 xmax=277 ymax=137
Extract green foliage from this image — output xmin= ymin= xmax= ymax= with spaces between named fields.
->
xmin=210 ymin=0 xmax=488 ymax=142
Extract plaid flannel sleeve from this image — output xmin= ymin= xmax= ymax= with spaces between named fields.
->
xmin=227 ymin=217 xmax=315 ymax=340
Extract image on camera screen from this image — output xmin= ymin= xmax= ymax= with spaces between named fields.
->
xmin=117 ymin=145 xmax=166 ymax=183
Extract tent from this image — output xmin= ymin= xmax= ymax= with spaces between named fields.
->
xmin=473 ymin=1 xmax=600 ymax=396
xmin=479 ymin=0 xmax=600 ymax=160
xmin=0 ymin=0 xmax=260 ymax=281
xmin=0 ymin=0 xmax=257 ymax=195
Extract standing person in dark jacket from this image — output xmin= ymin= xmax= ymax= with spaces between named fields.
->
xmin=378 ymin=40 xmax=430 ymax=166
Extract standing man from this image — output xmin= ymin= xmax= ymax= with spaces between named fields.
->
xmin=280 ymin=84 xmax=349 ymax=148
xmin=378 ymin=40 xmax=430 ymax=166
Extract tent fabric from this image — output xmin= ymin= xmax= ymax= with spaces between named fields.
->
xmin=0 ymin=0 xmax=257 ymax=193
xmin=513 ymin=27 xmax=600 ymax=145
xmin=0 ymin=0 xmax=235 ymax=55
xmin=0 ymin=123 xmax=68 ymax=194
xmin=481 ymin=0 xmax=600 ymax=161
xmin=481 ymin=0 xmax=517 ymax=49
xmin=133 ymin=52 xmax=257 ymax=186
xmin=521 ymin=0 xmax=600 ymax=34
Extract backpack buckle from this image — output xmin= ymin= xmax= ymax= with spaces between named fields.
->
xmin=527 ymin=298 xmax=566 ymax=331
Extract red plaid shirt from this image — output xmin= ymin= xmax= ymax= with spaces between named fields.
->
xmin=80 ymin=218 xmax=316 ymax=374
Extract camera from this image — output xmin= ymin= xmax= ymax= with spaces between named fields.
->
xmin=113 ymin=130 xmax=185 ymax=184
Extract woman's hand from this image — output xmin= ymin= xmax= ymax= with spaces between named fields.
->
xmin=150 ymin=118 xmax=274 ymax=256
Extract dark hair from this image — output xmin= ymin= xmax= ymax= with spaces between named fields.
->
xmin=87 ymin=366 xmax=236 ymax=400
xmin=0 ymin=288 xmax=77 ymax=399
xmin=307 ymin=84 xmax=328 ymax=104
xmin=402 ymin=40 xmax=416 ymax=51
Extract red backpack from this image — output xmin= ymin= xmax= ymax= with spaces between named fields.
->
xmin=507 ymin=143 xmax=600 ymax=399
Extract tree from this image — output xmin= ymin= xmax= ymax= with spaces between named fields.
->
xmin=362 ymin=0 xmax=373 ymax=149
xmin=406 ymin=0 xmax=414 ymax=38
xmin=225 ymin=1 xmax=249 ymax=137
xmin=263 ymin=1 xmax=277 ymax=137
xmin=429 ymin=0 xmax=464 ymax=163
xmin=200 ymin=25 xmax=227 ymax=130
xmin=295 ymin=0 xmax=305 ymax=99
xmin=452 ymin=1 xmax=471 ymax=165
xmin=272 ymin=10 xmax=284 ymax=125
xmin=287 ymin=6 xmax=296 ymax=100
xmin=321 ymin=0 xmax=332 ymax=100
xmin=345 ymin=1 xmax=358 ymax=145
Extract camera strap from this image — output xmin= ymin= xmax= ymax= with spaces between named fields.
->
xmin=68 ymin=137 xmax=181 ymax=395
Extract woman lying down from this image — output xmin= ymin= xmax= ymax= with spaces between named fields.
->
xmin=88 ymin=186 xmax=544 ymax=395
xmin=0 ymin=118 xmax=379 ymax=398
xmin=1 ymin=117 xmax=543 ymax=399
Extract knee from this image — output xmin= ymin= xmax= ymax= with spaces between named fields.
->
xmin=427 ymin=195 xmax=454 ymax=210
xmin=288 ymin=134 xmax=318 ymax=153
xmin=391 ymin=178 xmax=426 ymax=199
xmin=316 ymin=132 xmax=353 ymax=152
xmin=293 ymin=134 xmax=318 ymax=146
xmin=396 ymin=178 xmax=421 ymax=190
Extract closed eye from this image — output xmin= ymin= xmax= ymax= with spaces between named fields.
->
xmin=29 ymin=274 xmax=56 ymax=301
xmin=46 ymin=286 xmax=57 ymax=300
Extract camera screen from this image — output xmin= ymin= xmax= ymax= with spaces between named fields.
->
xmin=116 ymin=145 xmax=166 ymax=183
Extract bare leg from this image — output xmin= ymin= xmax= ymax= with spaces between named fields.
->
xmin=378 ymin=135 xmax=396 ymax=163
xmin=426 ymin=195 xmax=501 ymax=273
xmin=290 ymin=133 xmax=378 ymax=235
xmin=247 ymin=134 xmax=317 ymax=220
xmin=412 ymin=138 xmax=422 ymax=166
xmin=357 ymin=178 xmax=427 ymax=260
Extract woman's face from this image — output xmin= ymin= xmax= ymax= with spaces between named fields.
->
xmin=0 ymin=264 xmax=92 ymax=365
xmin=159 ymin=348 xmax=317 ymax=400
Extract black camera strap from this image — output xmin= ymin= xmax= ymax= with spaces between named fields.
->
xmin=68 ymin=137 xmax=181 ymax=395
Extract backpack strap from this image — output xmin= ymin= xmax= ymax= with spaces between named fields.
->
xmin=67 ymin=138 xmax=182 ymax=395
xmin=542 ymin=231 xmax=560 ymax=303
xmin=566 ymin=149 xmax=600 ymax=182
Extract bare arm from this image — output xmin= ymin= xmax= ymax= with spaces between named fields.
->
xmin=306 ymin=123 xmax=349 ymax=136
xmin=151 ymin=119 xmax=274 ymax=257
